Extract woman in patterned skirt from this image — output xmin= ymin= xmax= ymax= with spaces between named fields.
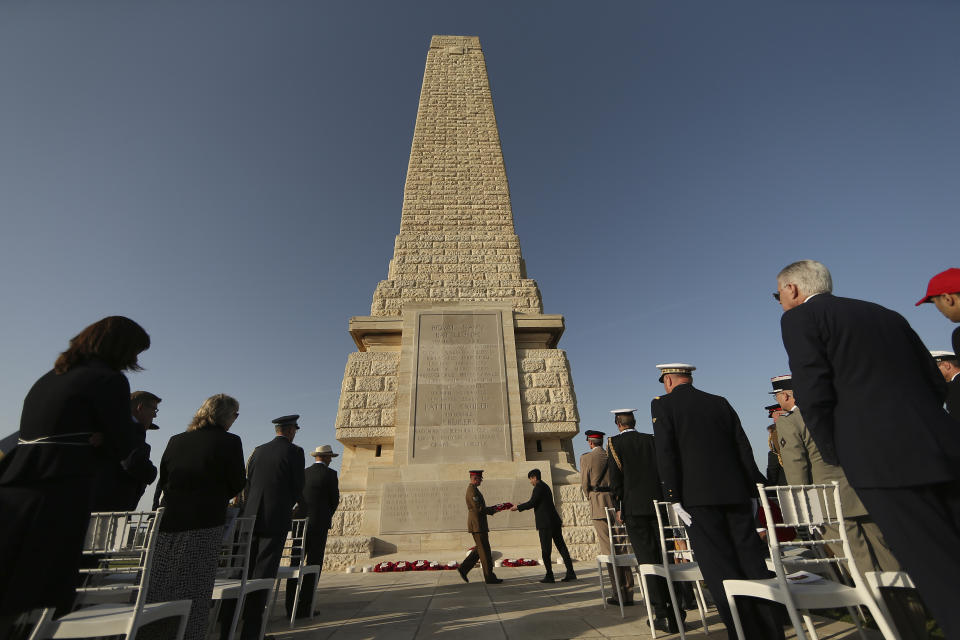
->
xmin=147 ymin=394 xmax=246 ymax=640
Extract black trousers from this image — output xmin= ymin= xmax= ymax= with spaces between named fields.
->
xmin=285 ymin=528 xmax=329 ymax=616
xmin=538 ymin=526 xmax=572 ymax=574
xmin=856 ymin=479 xmax=960 ymax=640
xmin=622 ymin=514 xmax=673 ymax=620
xmin=220 ymin=533 xmax=286 ymax=640
xmin=461 ymin=532 xmax=495 ymax=580
xmin=685 ymin=503 xmax=784 ymax=640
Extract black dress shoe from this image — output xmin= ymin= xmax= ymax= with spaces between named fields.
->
xmin=539 ymin=574 xmax=555 ymax=583
xmin=484 ymin=577 xmax=504 ymax=584
xmin=561 ymin=572 xmax=577 ymax=582
xmin=606 ymin=597 xmax=634 ymax=606
xmin=653 ymin=617 xmax=681 ymax=634
xmin=457 ymin=567 xmax=469 ymax=582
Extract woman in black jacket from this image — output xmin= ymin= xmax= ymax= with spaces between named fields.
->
xmin=147 ymin=393 xmax=245 ymax=640
xmin=0 ymin=316 xmax=150 ymax=632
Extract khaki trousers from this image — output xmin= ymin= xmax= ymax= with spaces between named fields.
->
xmin=461 ymin=532 xmax=495 ymax=580
xmin=593 ymin=519 xmax=634 ymax=599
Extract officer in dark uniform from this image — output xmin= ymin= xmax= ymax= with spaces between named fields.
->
xmin=224 ymin=414 xmax=305 ymax=640
xmin=651 ymin=363 xmax=783 ymax=640
xmin=765 ymin=380 xmax=789 ymax=486
xmin=607 ymin=408 xmax=679 ymax=632
xmin=512 ymin=468 xmax=575 ymax=583
xmin=458 ymin=470 xmax=503 ymax=584
xmin=931 ymin=350 xmax=960 ymax=417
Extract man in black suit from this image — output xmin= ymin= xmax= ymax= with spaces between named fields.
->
xmin=89 ymin=391 xmax=160 ymax=511
xmin=226 ymin=414 xmax=306 ymax=640
xmin=286 ymin=444 xmax=340 ymax=619
xmin=931 ymin=351 xmax=960 ymax=417
xmin=779 ymin=260 xmax=960 ymax=638
xmin=652 ymin=365 xmax=783 ymax=640
xmin=608 ymin=408 xmax=679 ymax=632
xmin=512 ymin=468 xmax=575 ymax=583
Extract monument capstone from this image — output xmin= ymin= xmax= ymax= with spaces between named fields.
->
xmin=325 ymin=36 xmax=593 ymax=569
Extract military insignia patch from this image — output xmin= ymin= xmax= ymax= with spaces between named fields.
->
xmin=652 ymin=417 xmax=657 ymax=423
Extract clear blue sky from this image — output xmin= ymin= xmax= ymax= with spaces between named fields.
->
xmin=1 ymin=1 xmax=957 ymax=506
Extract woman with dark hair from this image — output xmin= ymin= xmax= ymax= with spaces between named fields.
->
xmin=0 ymin=316 xmax=150 ymax=631
xmin=147 ymin=394 xmax=246 ymax=640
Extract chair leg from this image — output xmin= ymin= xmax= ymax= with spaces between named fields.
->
xmin=227 ymin=595 xmax=245 ymax=640
xmin=271 ymin=579 xmax=281 ymax=621
xmin=290 ymin=576 xmax=303 ymax=627
xmin=611 ymin=562 xmax=624 ymax=618
xmin=863 ymin=600 xmax=903 ymax=640
xmin=597 ymin=559 xmax=607 ymax=608
xmin=639 ymin=572 xmax=656 ymax=638
xmin=802 ymin=613 xmax=819 ymax=640
xmin=664 ymin=576 xmax=686 ymax=640
xmin=26 ymin=608 xmax=54 ymax=640
xmin=692 ymin=580 xmax=710 ymax=636
xmin=725 ymin=592 xmax=748 ymax=640
xmin=309 ymin=572 xmax=319 ymax=619
xmin=846 ymin=606 xmax=867 ymax=640
xmin=259 ymin=588 xmax=278 ymax=640
xmin=171 ymin=612 xmax=190 ymax=640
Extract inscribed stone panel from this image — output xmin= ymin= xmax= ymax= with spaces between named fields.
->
xmin=410 ymin=311 xmax=511 ymax=463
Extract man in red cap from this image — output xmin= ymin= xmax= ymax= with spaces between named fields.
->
xmin=917 ymin=267 xmax=960 ymax=361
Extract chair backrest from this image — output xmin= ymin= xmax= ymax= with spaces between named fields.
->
xmin=216 ymin=516 xmax=256 ymax=585
xmin=652 ymin=501 xmax=695 ymax=564
xmin=604 ymin=507 xmax=633 ymax=558
xmin=757 ymin=482 xmax=862 ymax=586
xmin=282 ymin=518 xmax=310 ymax=568
xmin=79 ymin=509 xmax=165 ymax=620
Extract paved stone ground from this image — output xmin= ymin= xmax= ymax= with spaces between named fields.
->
xmin=265 ymin=562 xmax=880 ymax=640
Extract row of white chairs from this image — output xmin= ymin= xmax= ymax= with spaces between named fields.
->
xmin=26 ymin=510 xmax=323 ymax=640
xmin=597 ymin=482 xmax=917 ymax=640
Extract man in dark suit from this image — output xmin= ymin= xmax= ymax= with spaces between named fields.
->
xmin=779 ymin=260 xmax=960 ymax=638
xmin=652 ymin=364 xmax=783 ymax=640
xmin=458 ymin=470 xmax=503 ymax=584
xmin=226 ymin=414 xmax=305 ymax=640
xmin=512 ymin=468 xmax=575 ymax=583
xmin=608 ymin=408 xmax=678 ymax=632
xmin=286 ymin=444 xmax=340 ymax=619
xmin=931 ymin=351 xmax=960 ymax=417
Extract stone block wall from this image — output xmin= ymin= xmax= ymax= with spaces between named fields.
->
xmin=369 ymin=35 xmax=543 ymax=317
xmin=517 ymin=349 xmax=579 ymax=437
xmin=555 ymin=483 xmax=596 ymax=562
xmin=335 ymin=351 xmax=400 ymax=443
xmin=322 ymin=492 xmax=374 ymax=571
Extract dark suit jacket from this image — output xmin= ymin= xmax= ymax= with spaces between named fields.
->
xmin=466 ymin=483 xmax=496 ymax=533
xmin=652 ymin=384 xmax=764 ymax=506
xmin=517 ymin=480 xmax=562 ymax=530
xmin=153 ymin=426 xmax=246 ymax=532
xmin=947 ymin=376 xmax=960 ymax=419
xmin=296 ymin=462 xmax=339 ymax=530
xmin=92 ymin=427 xmax=157 ymax=511
xmin=243 ymin=436 xmax=305 ymax=536
xmin=781 ymin=294 xmax=960 ymax=488
xmin=2 ymin=360 xmax=137 ymax=486
xmin=765 ymin=450 xmax=787 ymax=487
xmin=608 ymin=430 xmax=662 ymax=516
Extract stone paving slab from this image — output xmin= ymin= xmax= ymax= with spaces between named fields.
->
xmin=265 ymin=563 xmax=881 ymax=640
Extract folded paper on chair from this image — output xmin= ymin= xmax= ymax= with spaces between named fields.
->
xmin=786 ymin=571 xmax=826 ymax=584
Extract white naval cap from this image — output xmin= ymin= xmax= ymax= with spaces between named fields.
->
xmin=931 ymin=350 xmax=956 ymax=361
xmin=656 ymin=363 xmax=695 ymax=382
xmin=609 ymin=408 xmax=638 ymax=414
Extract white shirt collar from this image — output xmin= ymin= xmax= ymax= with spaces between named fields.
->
xmin=616 ymin=428 xmax=636 ymax=434
xmin=803 ymin=293 xmax=821 ymax=303
xmin=951 ymin=372 xmax=959 ymax=383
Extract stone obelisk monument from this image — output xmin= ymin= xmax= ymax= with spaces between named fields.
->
xmin=325 ymin=36 xmax=592 ymax=569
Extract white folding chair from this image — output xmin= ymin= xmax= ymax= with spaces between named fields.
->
xmin=28 ymin=508 xmax=191 ymax=640
xmin=723 ymin=483 xmax=902 ymax=640
xmin=636 ymin=501 xmax=711 ymax=639
xmin=208 ymin=516 xmax=277 ymax=640
xmin=271 ymin=517 xmax=321 ymax=626
xmin=596 ymin=507 xmax=638 ymax=618
xmin=864 ymin=570 xmax=917 ymax=635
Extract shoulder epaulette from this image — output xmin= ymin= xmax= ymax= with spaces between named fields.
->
xmin=607 ymin=438 xmax=622 ymax=470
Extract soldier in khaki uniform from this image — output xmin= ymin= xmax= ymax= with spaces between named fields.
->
xmin=579 ymin=430 xmax=633 ymax=603
xmin=458 ymin=470 xmax=503 ymax=584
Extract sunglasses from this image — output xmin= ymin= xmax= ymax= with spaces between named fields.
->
xmin=772 ymin=292 xmax=781 ymax=302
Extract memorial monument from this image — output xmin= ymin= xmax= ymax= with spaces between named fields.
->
xmin=324 ymin=36 xmax=593 ymax=569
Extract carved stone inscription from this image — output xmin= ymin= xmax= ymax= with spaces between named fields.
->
xmin=411 ymin=312 xmax=510 ymax=462
xmin=380 ymin=480 xmax=534 ymax=534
